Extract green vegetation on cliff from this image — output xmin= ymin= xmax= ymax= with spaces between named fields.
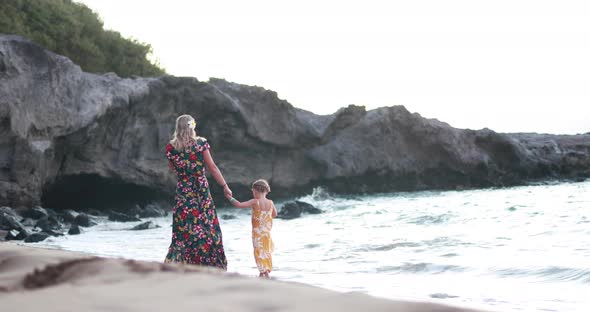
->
xmin=0 ymin=0 xmax=165 ymax=77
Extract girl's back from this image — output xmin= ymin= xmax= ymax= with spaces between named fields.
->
xmin=251 ymin=198 xmax=275 ymax=275
xmin=251 ymin=199 xmax=274 ymax=233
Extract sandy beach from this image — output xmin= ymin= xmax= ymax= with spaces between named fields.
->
xmin=0 ymin=242 xmax=490 ymax=312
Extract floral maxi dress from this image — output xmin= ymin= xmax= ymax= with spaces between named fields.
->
xmin=164 ymin=138 xmax=227 ymax=270
xmin=252 ymin=201 xmax=274 ymax=273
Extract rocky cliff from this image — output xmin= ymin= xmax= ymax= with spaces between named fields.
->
xmin=1 ymin=35 xmax=589 ymax=210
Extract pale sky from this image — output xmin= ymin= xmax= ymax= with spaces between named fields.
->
xmin=77 ymin=0 xmax=589 ymax=134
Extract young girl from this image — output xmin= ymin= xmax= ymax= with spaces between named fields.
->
xmin=226 ymin=179 xmax=278 ymax=278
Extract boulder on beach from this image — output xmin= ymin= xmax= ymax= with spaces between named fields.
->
xmin=131 ymin=221 xmax=160 ymax=231
xmin=35 ymin=216 xmax=63 ymax=232
xmin=0 ymin=206 xmax=18 ymax=218
xmin=20 ymin=218 xmax=36 ymax=227
xmin=60 ymin=210 xmax=80 ymax=223
xmin=139 ymin=204 xmax=167 ymax=218
xmin=43 ymin=229 xmax=64 ymax=237
xmin=5 ymin=228 xmax=30 ymax=240
xmin=0 ymin=210 xmax=28 ymax=234
xmin=74 ymin=213 xmax=99 ymax=227
xmin=277 ymin=201 xmax=322 ymax=220
xmin=21 ymin=206 xmax=49 ymax=220
xmin=24 ymin=232 xmax=50 ymax=243
xmin=108 ymin=211 xmax=141 ymax=222
xmin=68 ymin=224 xmax=81 ymax=235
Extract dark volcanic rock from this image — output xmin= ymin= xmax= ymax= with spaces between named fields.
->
xmin=60 ymin=209 xmax=79 ymax=223
xmin=21 ymin=218 xmax=36 ymax=227
xmin=220 ymin=214 xmax=238 ymax=220
xmin=277 ymin=202 xmax=302 ymax=220
xmin=131 ymin=221 xmax=160 ymax=230
xmin=1 ymin=35 xmax=589 ymax=211
xmin=74 ymin=213 xmax=98 ymax=227
xmin=108 ymin=211 xmax=141 ymax=222
xmin=68 ymin=224 xmax=81 ymax=235
xmin=0 ymin=210 xmax=27 ymax=232
xmin=295 ymin=201 xmax=322 ymax=214
xmin=139 ymin=203 xmax=166 ymax=218
xmin=24 ymin=232 xmax=50 ymax=243
xmin=85 ymin=209 xmax=106 ymax=217
xmin=128 ymin=205 xmax=143 ymax=218
xmin=5 ymin=228 xmax=30 ymax=240
xmin=35 ymin=215 xmax=63 ymax=231
xmin=43 ymin=229 xmax=64 ymax=237
xmin=21 ymin=206 xmax=49 ymax=220
xmin=277 ymin=201 xmax=321 ymax=219
xmin=0 ymin=206 xmax=18 ymax=218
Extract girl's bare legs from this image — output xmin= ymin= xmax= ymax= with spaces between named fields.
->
xmin=258 ymin=271 xmax=270 ymax=279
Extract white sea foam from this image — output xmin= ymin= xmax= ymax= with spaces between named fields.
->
xmin=34 ymin=180 xmax=590 ymax=312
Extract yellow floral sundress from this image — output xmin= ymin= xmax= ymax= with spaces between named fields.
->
xmin=251 ymin=201 xmax=274 ymax=273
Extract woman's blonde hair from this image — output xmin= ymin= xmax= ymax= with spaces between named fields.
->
xmin=252 ymin=179 xmax=271 ymax=193
xmin=170 ymin=114 xmax=197 ymax=150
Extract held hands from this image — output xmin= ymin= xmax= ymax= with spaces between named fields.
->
xmin=224 ymin=186 xmax=236 ymax=205
xmin=223 ymin=184 xmax=232 ymax=198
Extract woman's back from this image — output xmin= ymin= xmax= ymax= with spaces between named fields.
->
xmin=164 ymin=115 xmax=228 ymax=270
xmin=252 ymin=199 xmax=273 ymax=231
xmin=166 ymin=138 xmax=209 ymax=178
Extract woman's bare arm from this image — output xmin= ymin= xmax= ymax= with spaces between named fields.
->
xmin=203 ymin=149 xmax=232 ymax=196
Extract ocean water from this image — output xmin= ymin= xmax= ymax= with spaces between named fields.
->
xmin=32 ymin=180 xmax=590 ymax=312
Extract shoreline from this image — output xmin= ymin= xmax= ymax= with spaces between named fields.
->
xmin=0 ymin=242 xmax=490 ymax=312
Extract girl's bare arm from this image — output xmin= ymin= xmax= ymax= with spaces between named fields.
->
xmin=271 ymin=201 xmax=278 ymax=218
xmin=203 ymin=149 xmax=232 ymax=196
xmin=229 ymin=198 xmax=257 ymax=209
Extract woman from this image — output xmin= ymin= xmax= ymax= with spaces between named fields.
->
xmin=164 ymin=114 xmax=232 ymax=270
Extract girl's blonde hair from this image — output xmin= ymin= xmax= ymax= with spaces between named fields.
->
xmin=170 ymin=114 xmax=197 ymax=151
xmin=252 ymin=179 xmax=271 ymax=193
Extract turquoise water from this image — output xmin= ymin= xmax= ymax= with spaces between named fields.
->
xmin=34 ymin=180 xmax=590 ymax=312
